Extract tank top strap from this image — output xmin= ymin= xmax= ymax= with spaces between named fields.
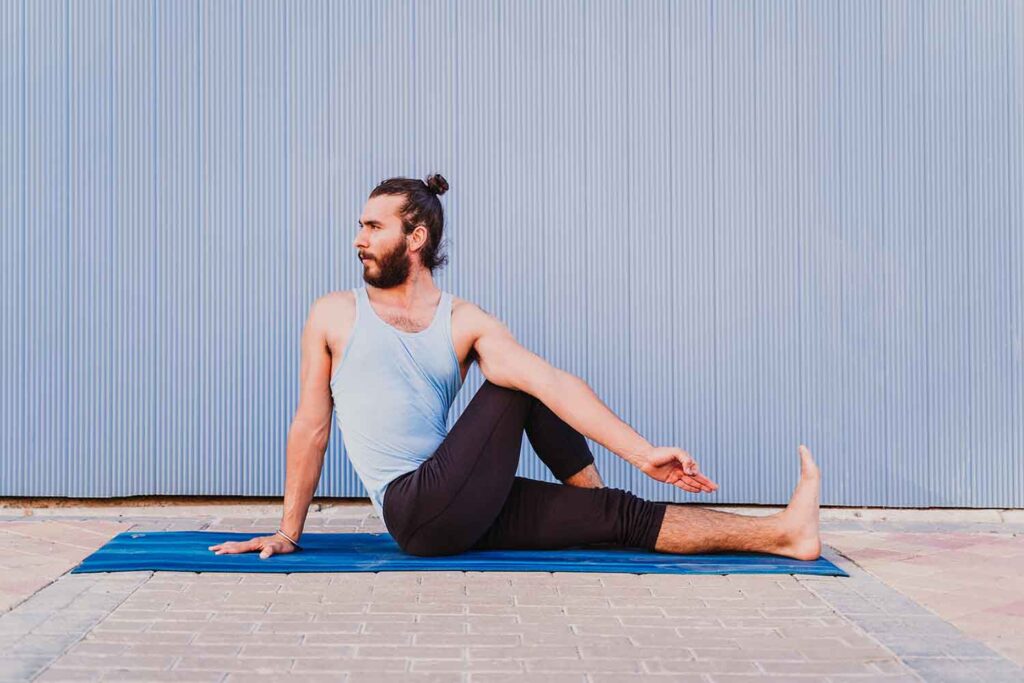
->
xmin=354 ymin=285 xmax=384 ymax=332
xmin=351 ymin=286 xmax=366 ymax=330
xmin=439 ymin=291 xmax=454 ymax=329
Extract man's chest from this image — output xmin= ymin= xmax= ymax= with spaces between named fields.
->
xmin=326 ymin=295 xmax=476 ymax=384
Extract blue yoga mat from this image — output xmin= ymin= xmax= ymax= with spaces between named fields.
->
xmin=71 ymin=531 xmax=848 ymax=576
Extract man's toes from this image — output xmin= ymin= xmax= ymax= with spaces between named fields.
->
xmin=798 ymin=444 xmax=819 ymax=477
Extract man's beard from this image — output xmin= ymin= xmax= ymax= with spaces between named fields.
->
xmin=361 ymin=237 xmax=411 ymax=289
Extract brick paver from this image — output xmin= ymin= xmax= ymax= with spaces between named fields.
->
xmin=19 ymin=570 xmax=912 ymax=682
xmin=0 ymin=520 xmax=132 ymax=614
xmin=823 ymin=527 xmax=1024 ymax=667
xmin=0 ymin=503 xmax=1021 ymax=682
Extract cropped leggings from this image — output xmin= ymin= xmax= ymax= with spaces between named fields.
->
xmin=381 ymin=380 xmax=668 ymax=557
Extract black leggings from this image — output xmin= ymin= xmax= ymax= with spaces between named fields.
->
xmin=381 ymin=380 xmax=668 ymax=557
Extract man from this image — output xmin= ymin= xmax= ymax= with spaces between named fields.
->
xmin=209 ymin=174 xmax=821 ymax=561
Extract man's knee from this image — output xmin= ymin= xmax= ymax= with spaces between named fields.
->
xmin=607 ymin=488 xmax=667 ymax=550
xmin=480 ymin=379 xmax=537 ymax=407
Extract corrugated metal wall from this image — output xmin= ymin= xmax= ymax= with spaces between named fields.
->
xmin=1 ymin=0 xmax=1021 ymax=507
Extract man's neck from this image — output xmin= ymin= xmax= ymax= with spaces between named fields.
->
xmin=367 ymin=271 xmax=440 ymax=311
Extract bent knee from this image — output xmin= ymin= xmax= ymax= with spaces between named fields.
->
xmin=607 ymin=488 xmax=667 ymax=550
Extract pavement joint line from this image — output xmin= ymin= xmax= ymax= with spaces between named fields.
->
xmin=1 ymin=582 xmax=54 ymax=619
xmin=799 ymin=545 xmax=1024 ymax=683
xmin=0 ymin=570 xmax=154 ymax=683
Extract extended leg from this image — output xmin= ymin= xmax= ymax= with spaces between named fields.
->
xmin=653 ymin=445 xmax=821 ymax=560
xmin=654 ymin=506 xmax=786 ymax=554
xmin=471 ymin=476 xmax=666 ymax=551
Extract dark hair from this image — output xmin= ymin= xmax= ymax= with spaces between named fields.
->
xmin=369 ymin=173 xmax=450 ymax=273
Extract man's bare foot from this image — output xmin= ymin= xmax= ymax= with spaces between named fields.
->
xmin=773 ymin=444 xmax=822 ymax=561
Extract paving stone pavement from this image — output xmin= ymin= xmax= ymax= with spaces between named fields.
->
xmin=0 ymin=520 xmax=133 ymax=613
xmin=0 ymin=503 xmax=1021 ymax=682
xmin=821 ymin=527 xmax=1024 ymax=666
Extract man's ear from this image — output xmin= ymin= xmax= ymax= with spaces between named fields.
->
xmin=409 ymin=224 xmax=429 ymax=251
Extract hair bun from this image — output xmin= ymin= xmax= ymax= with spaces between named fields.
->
xmin=425 ymin=173 xmax=449 ymax=196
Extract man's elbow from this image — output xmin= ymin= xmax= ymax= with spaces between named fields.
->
xmin=525 ymin=366 xmax=580 ymax=401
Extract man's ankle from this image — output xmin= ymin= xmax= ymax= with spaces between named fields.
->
xmin=563 ymin=465 xmax=605 ymax=488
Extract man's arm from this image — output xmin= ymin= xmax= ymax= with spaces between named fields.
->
xmin=470 ymin=305 xmax=718 ymax=494
xmin=209 ymin=296 xmax=334 ymax=557
xmin=468 ymin=305 xmax=652 ymax=468
xmin=278 ymin=297 xmax=334 ymax=540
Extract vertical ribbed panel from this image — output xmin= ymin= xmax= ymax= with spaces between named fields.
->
xmin=1 ymin=0 xmax=1021 ymax=507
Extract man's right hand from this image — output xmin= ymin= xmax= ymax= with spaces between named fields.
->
xmin=208 ymin=534 xmax=297 ymax=559
xmin=638 ymin=446 xmax=718 ymax=493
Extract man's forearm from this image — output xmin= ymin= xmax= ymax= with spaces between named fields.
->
xmin=533 ymin=371 xmax=652 ymax=468
xmin=279 ymin=423 xmax=328 ymax=540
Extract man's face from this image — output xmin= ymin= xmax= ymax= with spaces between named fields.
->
xmin=354 ymin=195 xmax=412 ymax=289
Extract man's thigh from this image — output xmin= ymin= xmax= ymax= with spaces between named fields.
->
xmin=384 ymin=381 xmax=534 ymax=555
xmin=411 ymin=380 xmax=531 ymax=512
xmin=470 ymin=476 xmax=656 ymax=551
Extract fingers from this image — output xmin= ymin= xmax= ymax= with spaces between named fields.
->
xmin=674 ymin=454 xmax=718 ymax=492
xmin=668 ymin=469 xmax=718 ymax=493
xmin=205 ymin=532 xmax=296 ymax=561
xmin=206 ymin=536 xmax=293 ymax=559
xmin=674 ymin=479 xmax=713 ymax=493
xmin=665 ymin=470 xmax=707 ymax=493
xmin=685 ymin=476 xmax=716 ymax=492
xmin=208 ymin=539 xmax=261 ymax=555
xmin=676 ymin=453 xmax=704 ymax=479
xmin=692 ymin=472 xmax=718 ymax=489
xmin=679 ymin=477 xmax=710 ymax=492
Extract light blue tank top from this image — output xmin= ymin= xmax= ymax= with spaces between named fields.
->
xmin=329 ymin=285 xmax=464 ymax=519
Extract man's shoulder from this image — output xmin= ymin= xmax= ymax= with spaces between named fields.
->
xmin=451 ymin=294 xmax=484 ymax=321
xmin=320 ymin=289 xmax=356 ymax=305
xmin=313 ymin=289 xmax=355 ymax=311
xmin=308 ymin=290 xmax=356 ymax=331
xmin=451 ymin=294 xmax=505 ymax=334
